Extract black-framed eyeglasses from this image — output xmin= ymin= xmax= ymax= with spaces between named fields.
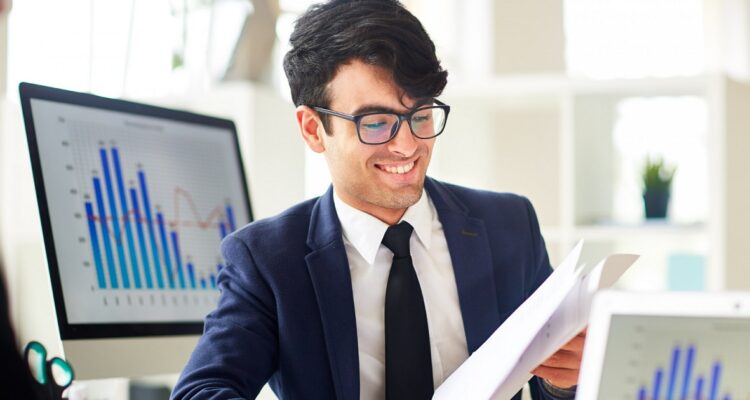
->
xmin=313 ymin=99 xmax=450 ymax=145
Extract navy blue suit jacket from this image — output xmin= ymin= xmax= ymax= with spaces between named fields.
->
xmin=172 ymin=178 xmax=563 ymax=399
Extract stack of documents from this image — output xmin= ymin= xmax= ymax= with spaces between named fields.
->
xmin=433 ymin=241 xmax=639 ymax=399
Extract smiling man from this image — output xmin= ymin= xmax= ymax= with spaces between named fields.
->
xmin=172 ymin=1 xmax=583 ymax=399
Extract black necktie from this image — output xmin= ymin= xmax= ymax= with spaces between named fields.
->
xmin=382 ymin=221 xmax=433 ymax=400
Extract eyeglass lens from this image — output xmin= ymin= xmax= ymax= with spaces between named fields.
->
xmin=358 ymin=106 xmax=446 ymax=144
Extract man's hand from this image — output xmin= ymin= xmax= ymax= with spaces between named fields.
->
xmin=531 ymin=329 xmax=587 ymax=389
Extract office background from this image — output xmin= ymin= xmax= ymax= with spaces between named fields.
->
xmin=2 ymin=0 xmax=750 ymax=398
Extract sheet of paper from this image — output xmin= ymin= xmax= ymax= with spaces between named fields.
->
xmin=433 ymin=242 xmax=638 ymax=400
xmin=490 ymin=254 xmax=639 ymax=399
xmin=433 ymin=241 xmax=584 ymax=400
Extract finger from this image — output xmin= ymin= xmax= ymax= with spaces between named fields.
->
xmin=560 ymin=334 xmax=586 ymax=352
xmin=538 ymin=349 xmax=582 ymax=370
xmin=531 ymin=365 xmax=579 ymax=389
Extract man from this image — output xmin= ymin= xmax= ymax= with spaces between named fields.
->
xmin=172 ymin=1 xmax=584 ymax=399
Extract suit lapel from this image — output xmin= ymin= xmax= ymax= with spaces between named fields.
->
xmin=425 ymin=178 xmax=501 ymax=353
xmin=303 ymin=180 xmax=501 ymax=398
xmin=305 ymin=188 xmax=359 ymax=400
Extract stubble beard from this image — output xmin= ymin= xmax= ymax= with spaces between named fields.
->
xmin=355 ymin=175 xmax=425 ymax=211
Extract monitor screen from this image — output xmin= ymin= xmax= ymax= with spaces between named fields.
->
xmin=20 ymin=82 xmax=252 ymax=339
xmin=598 ymin=314 xmax=750 ymax=400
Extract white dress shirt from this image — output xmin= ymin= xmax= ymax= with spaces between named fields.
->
xmin=333 ymin=190 xmax=469 ymax=399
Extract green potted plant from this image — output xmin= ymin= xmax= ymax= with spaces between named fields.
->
xmin=642 ymin=156 xmax=676 ymax=219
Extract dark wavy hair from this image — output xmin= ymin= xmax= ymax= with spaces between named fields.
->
xmin=283 ymin=0 xmax=448 ymax=114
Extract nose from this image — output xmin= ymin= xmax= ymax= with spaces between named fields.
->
xmin=386 ymin=118 xmax=418 ymax=157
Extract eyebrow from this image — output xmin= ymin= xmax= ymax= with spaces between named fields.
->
xmin=351 ymin=98 xmax=433 ymax=115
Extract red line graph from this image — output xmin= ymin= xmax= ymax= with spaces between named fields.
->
xmin=88 ymin=185 xmax=230 ymax=239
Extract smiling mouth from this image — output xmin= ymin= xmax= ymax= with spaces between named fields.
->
xmin=377 ymin=160 xmax=415 ymax=175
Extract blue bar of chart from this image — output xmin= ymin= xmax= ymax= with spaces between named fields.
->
xmin=111 ymin=148 xmax=141 ymax=289
xmin=84 ymin=202 xmax=106 ymax=289
xmin=129 ymin=188 xmax=153 ymax=289
xmin=138 ymin=171 xmax=165 ymax=289
xmin=81 ymin=145 xmax=240 ymax=294
xmin=187 ymin=262 xmax=196 ymax=289
xmin=93 ymin=177 xmax=119 ymax=289
xmin=99 ymin=149 xmax=131 ymax=289
xmin=170 ymin=231 xmax=186 ymax=289
xmin=681 ymin=346 xmax=696 ymax=400
xmin=666 ymin=346 xmax=680 ymax=399
xmin=226 ymin=205 xmax=236 ymax=232
xmin=219 ymin=221 xmax=227 ymax=239
xmin=637 ymin=345 xmax=730 ymax=400
xmin=155 ymin=211 xmax=175 ymax=289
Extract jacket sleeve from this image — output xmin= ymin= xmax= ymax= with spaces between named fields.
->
xmin=171 ymin=235 xmax=278 ymax=400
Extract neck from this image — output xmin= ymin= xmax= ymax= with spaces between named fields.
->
xmin=370 ymin=208 xmax=407 ymax=226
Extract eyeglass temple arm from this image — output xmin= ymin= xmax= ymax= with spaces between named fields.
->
xmin=312 ymin=107 xmax=356 ymax=121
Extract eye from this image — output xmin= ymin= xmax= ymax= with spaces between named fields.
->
xmin=412 ymin=109 xmax=433 ymax=123
xmin=362 ymin=121 xmax=388 ymax=130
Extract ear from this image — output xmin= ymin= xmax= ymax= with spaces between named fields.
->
xmin=296 ymin=105 xmax=326 ymax=153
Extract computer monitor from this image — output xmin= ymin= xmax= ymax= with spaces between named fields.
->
xmin=19 ymin=82 xmax=253 ymax=379
xmin=577 ymin=290 xmax=750 ymax=400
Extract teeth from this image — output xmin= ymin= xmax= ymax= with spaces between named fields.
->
xmin=382 ymin=162 xmax=414 ymax=174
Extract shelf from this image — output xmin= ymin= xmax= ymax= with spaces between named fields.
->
xmin=541 ymin=223 xmax=707 ymax=243
xmin=443 ymin=73 xmax=711 ymax=103
xmin=569 ymin=75 xmax=709 ymax=96
xmin=445 ymin=73 xmax=567 ymax=99
xmin=572 ymin=222 xmax=707 ymax=242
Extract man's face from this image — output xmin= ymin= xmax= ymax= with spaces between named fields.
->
xmin=317 ymin=59 xmax=436 ymax=224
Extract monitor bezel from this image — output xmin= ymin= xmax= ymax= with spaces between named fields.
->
xmin=19 ymin=82 xmax=254 ymax=339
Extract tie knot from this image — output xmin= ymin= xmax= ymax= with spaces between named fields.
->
xmin=382 ymin=221 xmax=413 ymax=258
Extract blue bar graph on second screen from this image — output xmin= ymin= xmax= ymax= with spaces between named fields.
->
xmin=81 ymin=144 xmax=231 ymax=292
xmin=681 ymin=345 xmax=696 ymax=400
xmin=666 ymin=346 xmax=680 ymax=399
xmin=636 ymin=345 xmax=730 ymax=400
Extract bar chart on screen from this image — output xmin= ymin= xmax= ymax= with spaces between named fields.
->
xmin=636 ymin=345 xmax=730 ymax=400
xmin=81 ymin=145 xmax=234 ymax=293
xmin=32 ymin=99 xmax=250 ymax=324
xmin=597 ymin=315 xmax=750 ymax=400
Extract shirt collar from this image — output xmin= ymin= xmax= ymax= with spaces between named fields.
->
xmin=333 ymin=188 xmax=434 ymax=265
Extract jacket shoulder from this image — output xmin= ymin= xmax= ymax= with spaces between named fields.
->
xmin=431 ymin=179 xmax=532 ymax=217
xmin=221 ymin=197 xmax=318 ymax=259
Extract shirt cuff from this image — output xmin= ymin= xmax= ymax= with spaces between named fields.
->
xmin=540 ymin=378 xmax=577 ymax=399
